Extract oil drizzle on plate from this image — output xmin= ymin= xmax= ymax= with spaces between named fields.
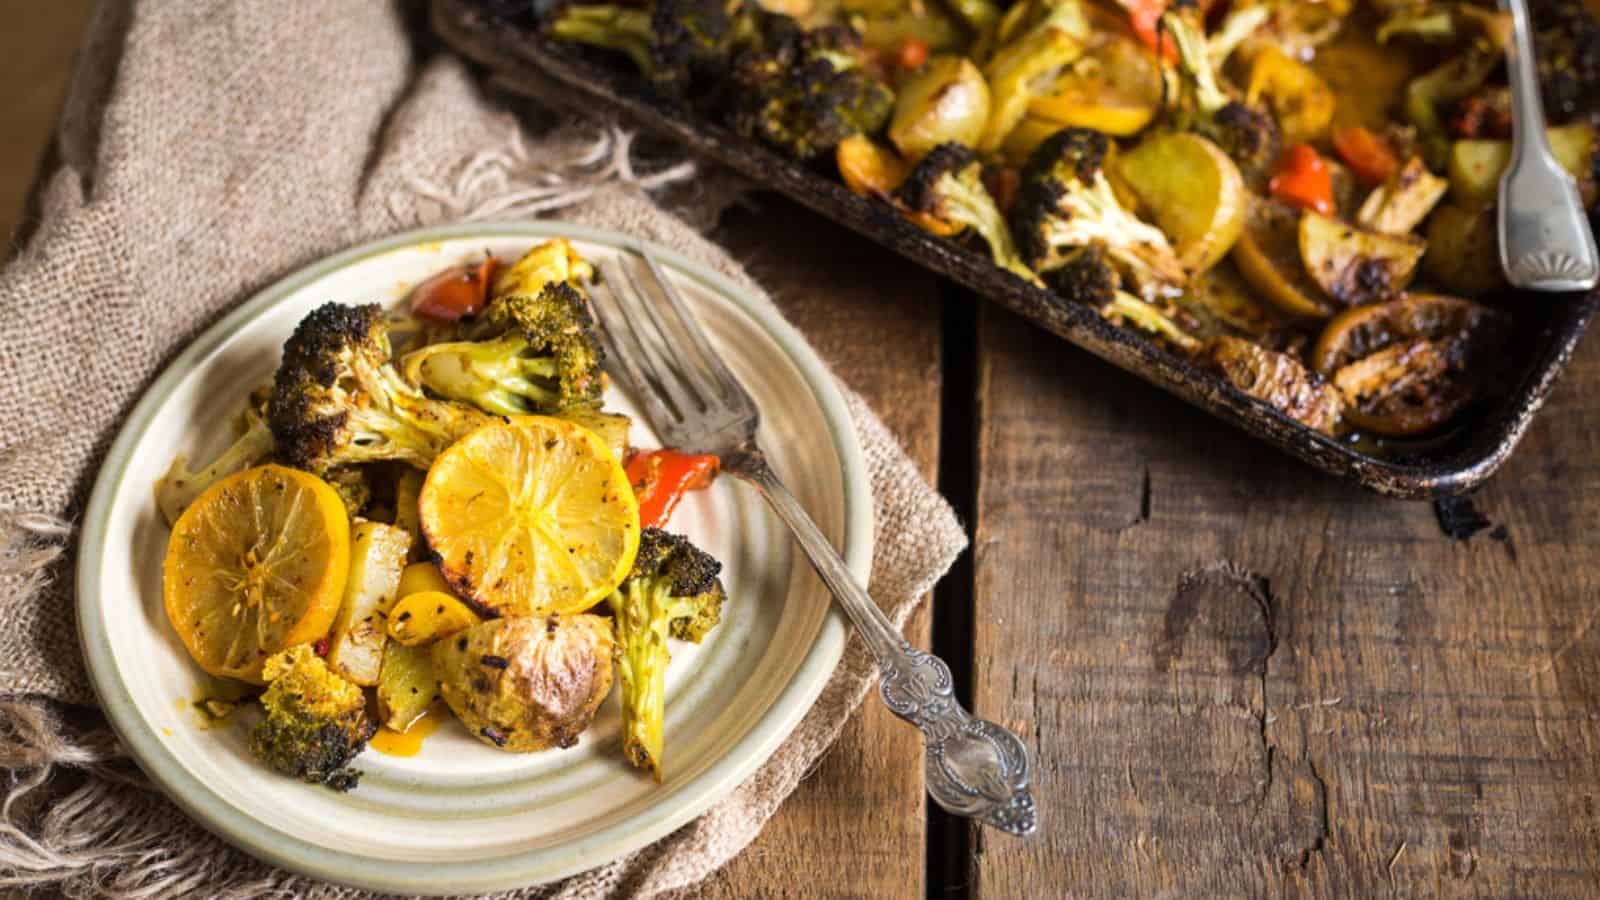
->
xmin=370 ymin=703 xmax=448 ymax=757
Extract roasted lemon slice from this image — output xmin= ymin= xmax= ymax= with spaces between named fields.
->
xmin=163 ymin=464 xmax=350 ymax=681
xmin=419 ymin=416 xmax=639 ymax=616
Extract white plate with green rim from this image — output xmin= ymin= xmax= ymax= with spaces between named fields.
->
xmin=76 ymin=222 xmax=870 ymax=895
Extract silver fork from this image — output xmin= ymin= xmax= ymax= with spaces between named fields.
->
xmin=591 ymin=252 xmax=1036 ymax=836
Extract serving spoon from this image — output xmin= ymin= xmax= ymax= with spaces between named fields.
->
xmin=1497 ymin=0 xmax=1600 ymax=292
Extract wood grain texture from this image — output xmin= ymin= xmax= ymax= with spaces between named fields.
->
xmin=0 ymin=0 xmax=92 ymax=252
xmin=971 ymin=303 xmax=1600 ymax=897
xmin=695 ymin=199 xmax=942 ymax=900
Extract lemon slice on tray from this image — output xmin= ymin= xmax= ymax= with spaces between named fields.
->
xmin=163 ymin=464 xmax=350 ymax=681
xmin=419 ymin=416 xmax=640 ymax=617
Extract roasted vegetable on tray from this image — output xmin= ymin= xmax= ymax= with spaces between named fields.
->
xmin=529 ymin=0 xmax=1600 ymax=441
xmin=157 ymin=239 xmax=727 ymax=789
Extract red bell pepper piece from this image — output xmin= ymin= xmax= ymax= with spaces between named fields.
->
xmin=626 ymin=449 xmax=720 ymax=529
xmin=1330 ymin=126 xmax=1400 ymax=185
xmin=410 ymin=256 xmax=499 ymax=323
xmin=1269 ymin=144 xmax=1335 ymax=216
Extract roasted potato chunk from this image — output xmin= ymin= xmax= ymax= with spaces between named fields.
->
xmin=434 ymin=615 xmax=615 ymax=753
xmin=1298 ymin=212 xmax=1426 ymax=308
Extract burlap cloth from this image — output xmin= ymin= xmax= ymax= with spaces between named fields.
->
xmin=0 ymin=2 xmax=966 ymax=896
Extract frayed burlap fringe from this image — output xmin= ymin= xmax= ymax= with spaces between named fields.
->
xmin=393 ymin=117 xmax=699 ymax=226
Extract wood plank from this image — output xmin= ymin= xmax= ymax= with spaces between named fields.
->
xmin=696 ymin=198 xmax=942 ymax=899
xmin=970 ymin=304 xmax=1600 ymax=897
xmin=0 ymin=0 xmax=92 ymax=252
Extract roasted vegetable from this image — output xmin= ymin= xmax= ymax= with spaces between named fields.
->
xmin=402 ymin=282 xmax=605 ymax=416
xmin=1174 ymin=262 xmax=1288 ymax=345
xmin=325 ymin=520 xmax=412 ymax=687
xmin=1162 ymin=7 xmax=1280 ymax=180
xmin=434 ymin=615 xmax=617 ymax=753
xmin=895 ymin=142 xmax=1039 ymax=282
xmin=388 ymin=591 xmax=483 ymax=647
xmin=1046 ymin=243 xmax=1201 ymax=352
xmin=1244 ymin=44 xmax=1335 ymax=145
xmin=1202 ymin=335 xmax=1344 ymax=433
xmin=547 ymin=4 xmax=659 ymax=78
xmin=248 ymin=645 xmax=376 ymax=791
xmin=1423 ymin=202 xmax=1507 ymax=296
xmin=607 ymin=529 xmax=728 ymax=778
xmin=267 ymin=303 xmax=491 ymax=474
xmin=492 ymin=238 xmax=594 ymax=301
xmin=1447 ymin=124 xmax=1596 ymax=207
xmin=555 ymin=407 xmax=633 ymax=461
xmin=155 ymin=393 xmax=275 ymax=526
xmin=978 ymin=14 xmax=1084 ymax=152
xmin=1357 ymin=156 xmax=1449 ymax=234
xmin=1013 ymin=128 xmax=1184 ymax=298
xmin=1029 ymin=33 xmax=1162 ymax=137
xmin=1311 ymin=294 xmax=1503 ymax=435
xmin=887 ymin=55 xmax=991 ymax=160
xmin=376 ymin=641 xmax=439 ymax=732
xmin=1113 ymin=132 xmax=1247 ymax=273
xmin=1405 ymin=48 xmax=1500 ymax=169
xmin=1299 ymin=212 xmax=1426 ymax=308
xmin=730 ymin=21 xmax=894 ymax=160
xmin=1232 ymin=196 xmax=1333 ymax=318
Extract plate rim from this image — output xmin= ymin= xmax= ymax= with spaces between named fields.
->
xmin=75 ymin=221 xmax=872 ymax=894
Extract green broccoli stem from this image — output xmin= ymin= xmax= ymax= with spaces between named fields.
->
xmin=609 ymin=577 xmax=683 ymax=780
xmin=549 ymin=6 xmax=656 ymax=76
xmin=155 ymin=412 xmax=276 ymax=525
xmin=346 ymin=362 xmax=489 ymax=467
xmin=1163 ymin=10 xmax=1229 ymax=115
xmin=943 ymin=176 xmax=1044 ymax=286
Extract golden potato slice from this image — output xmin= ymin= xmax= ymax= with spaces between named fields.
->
xmin=1114 ymin=133 xmax=1248 ymax=274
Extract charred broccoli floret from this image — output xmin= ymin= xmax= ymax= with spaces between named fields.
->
xmin=729 ymin=21 xmax=893 ymax=160
xmin=894 ymin=142 xmax=1039 ymax=283
xmin=547 ymin=4 xmax=658 ymax=78
xmin=652 ymin=0 xmax=755 ymax=91
xmin=607 ymin=528 xmax=727 ymax=779
xmin=402 ymin=282 xmax=605 ymax=415
xmin=1162 ymin=8 xmax=1280 ymax=179
xmin=1012 ymin=129 xmax=1184 ymax=299
xmin=155 ymin=390 xmax=275 ymax=525
xmin=248 ymin=645 xmax=376 ymax=791
xmin=268 ymin=303 xmax=491 ymax=474
xmin=1046 ymin=243 xmax=1200 ymax=353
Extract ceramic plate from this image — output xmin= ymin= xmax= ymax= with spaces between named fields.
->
xmin=76 ymin=223 xmax=871 ymax=894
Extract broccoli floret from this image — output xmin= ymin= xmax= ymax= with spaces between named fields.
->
xmin=651 ymin=0 xmax=753 ymax=90
xmin=322 ymin=466 xmax=373 ymax=516
xmin=155 ymin=394 xmax=275 ymax=526
xmin=1012 ymin=129 xmax=1184 ymax=299
xmin=248 ymin=645 xmax=376 ymax=791
xmin=607 ymin=528 xmax=726 ymax=779
xmin=1162 ymin=9 xmax=1280 ymax=180
xmin=547 ymin=5 xmax=658 ymax=77
xmin=1045 ymin=243 xmax=1200 ymax=353
xmin=402 ymin=282 xmax=604 ymax=415
xmin=894 ymin=143 xmax=1040 ymax=284
xmin=268 ymin=303 xmax=491 ymax=474
xmin=728 ymin=21 xmax=893 ymax=160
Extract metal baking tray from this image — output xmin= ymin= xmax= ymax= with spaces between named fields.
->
xmin=432 ymin=0 xmax=1599 ymax=498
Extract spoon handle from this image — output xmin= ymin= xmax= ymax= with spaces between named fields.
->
xmin=1497 ymin=0 xmax=1599 ymax=292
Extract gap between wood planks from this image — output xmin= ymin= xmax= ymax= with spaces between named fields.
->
xmin=927 ymin=283 xmax=979 ymax=897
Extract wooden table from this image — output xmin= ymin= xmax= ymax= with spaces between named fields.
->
xmin=9 ymin=9 xmax=1600 ymax=898
xmin=703 ymin=198 xmax=1600 ymax=898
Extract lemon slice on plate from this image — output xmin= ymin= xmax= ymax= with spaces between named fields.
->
xmin=163 ymin=464 xmax=351 ymax=681
xmin=419 ymin=416 xmax=640 ymax=616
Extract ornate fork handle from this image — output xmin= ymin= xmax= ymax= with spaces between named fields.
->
xmin=724 ymin=445 xmax=1037 ymax=836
